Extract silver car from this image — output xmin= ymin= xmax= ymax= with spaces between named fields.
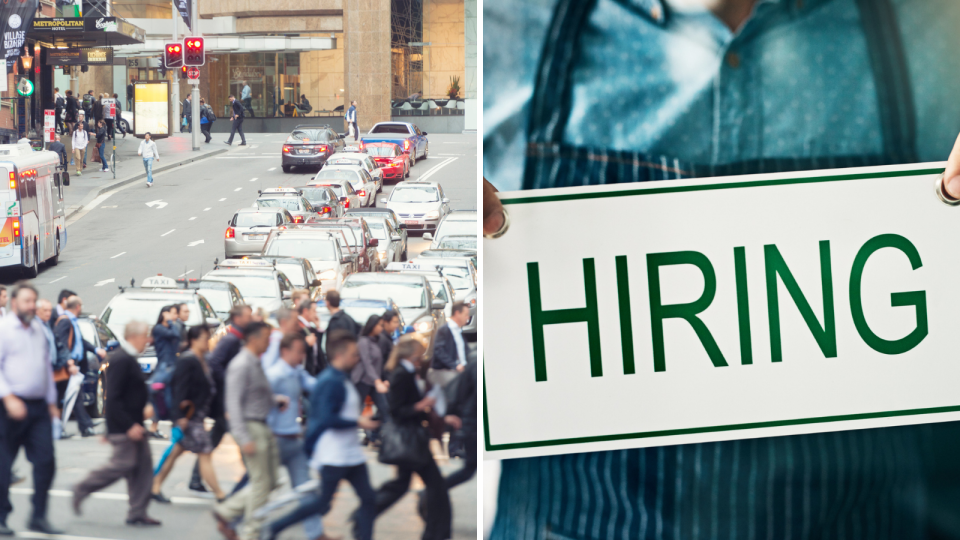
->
xmin=380 ymin=181 xmax=451 ymax=234
xmin=202 ymin=259 xmax=296 ymax=314
xmin=225 ymin=207 xmax=294 ymax=258
xmin=411 ymin=255 xmax=477 ymax=337
xmin=325 ymin=152 xmax=383 ymax=192
xmin=255 ymin=187 xmax=319 ymax=224
xmin=424 ymin=210 xmax=478 ymax=249
xmin=261 ymin=229 xmax=352 ymax=292
xmin=364 ymin=215 xmax=405 ymax=266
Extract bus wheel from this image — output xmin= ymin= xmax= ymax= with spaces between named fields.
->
xmin=23 ymin=243 xmax=38 ymax=279
xmin=48 ymin=232 xmax=60 ymax=266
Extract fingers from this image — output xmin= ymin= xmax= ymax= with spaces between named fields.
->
xmin=483 ymin=177 xmax=505 ymax=235
xmin=944 ymin=132 xmax=960 ymax=200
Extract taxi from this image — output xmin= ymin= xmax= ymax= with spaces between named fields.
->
xmin=259 ymin=229 xmax=353 ymax=292
xmin=387 ymin=262 xmax=458 ymax=318
xmin=254 ymin=187 xmax=319 ymax=224
xmin=202 ymin=258 xmax=296 ymax=313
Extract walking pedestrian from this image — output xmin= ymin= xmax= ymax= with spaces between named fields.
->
xmin=260 ymin=330 xmax=378 ymax=540
xmin=52 ymin=295 xmax=104 ymax=437
xmin=377 ymin=310 xmax=400 ymax=367
xmin=345 ymin=100 xmax=358 ymax=141
xmin=152 ymin=325 xmax=226 ymax=503
xmin=324 ymin=291 xmax=359 ymax=359
xmin=70 ymin=122 xmax=88 ymax=176
xmin=225 ymin=95 xmax=247 ymax=146
xmin=81 ymin=90 xmax=94 ymax=119
xmin=441 ymin=358 xmax=476 ymax=490
xmin=127 ymin=78 xmax=135 ymax=111
xmin=138 ymin=132 xmax=159 ymax=187
xmin=92 ymin=95 xmax=103 ymax=125
xmin=183 ymin=95 xmax=192 ymax=133
xmin=95 ymin=120 xmax=109 ymax=173
xmin=72 ymin=321 xmax=161 ymax=527
xmin=199 ymin=98 xmax=213 ymax=143
xmin=241 ymin=81 xmax=254 ymax=117
xmin=77 ymin=110 xmax=92 ymax=169
xmin=427 ymin=301 xmax=469 ymax=388
xmin=353 ymin=315 xmax=389 ymax=444
xmin=55 ymin=289 xmax=75 ymax=319
xmin=190 ymin=305 xmax=251 ymax=493
xmin=48 ymin=135 xmax=66 ymax=170
xmin=64 ymin=90 xmax=78 ymax=134
xmin=297 ymin=301 xmax=325 ymax=375
xmin=53 ymin=88 xmax=64 ymax=134
xmin=112 ymin=93 xmax=125 ymax=138
xmin=367 ymin=336 xmax=451 ymax=540
xmin=264 ymin=333 xmax=329 ymax=540
xmin=0 ymin=283 xmax=64 ymax=535
xmin=149 ymin=305 xmax=181 ymax=436
xmin=36 ymin=299 xmax=71 ymax=440
xmin=212 ymin=321 xmax=284 ymax=540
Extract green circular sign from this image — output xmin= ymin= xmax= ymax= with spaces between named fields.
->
xmin=16 ymin=78 xmax=33 ymax=97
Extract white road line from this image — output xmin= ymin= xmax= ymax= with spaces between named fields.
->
xmin=11 ymin=488 xmax=212 ymax=507
xmin=203 ymin=207 xmax=211 ymax=211
xmin=268 ymin=167 xmax=277 ymax=171
xmin=417 ymin=157 xmax=457 ymax=182
xmin=234 ymin=187 xmax=242 ymax=191
xmin=250 ymin=177 xmax=258 ymax=182
xmin=187 ymin=239 xmax=204 ymax=247
xmin=49 ymin=276 xmax=66 ymax=284
xmin=178 ymin=270 xmax=194 ymax=277
xmin=109 ymin=252 xmax=125 ymax=259
xmin=160 ymin=229 xmax=175 ymax=237
xmin=189 ymin=216 xmax=196 ymax=220
xmin=218 ymin=198 xmax=226 ymax=201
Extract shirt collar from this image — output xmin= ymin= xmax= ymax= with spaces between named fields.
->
xmin=447 ymin=319 xmax=462 ymax=332
xmin=400 ymin=359 xmax=416 ymax=373
xmin=65 ymin=311 xmax=78 ymax=321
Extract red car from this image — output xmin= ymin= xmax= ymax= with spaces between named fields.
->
xmin=365 ymin=142 xmax=411 ymax=182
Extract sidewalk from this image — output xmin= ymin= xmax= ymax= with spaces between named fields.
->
xmin=60 ymin=132 xmax=228 ymax=219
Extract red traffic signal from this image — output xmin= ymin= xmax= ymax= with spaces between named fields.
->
xmin=184 ymin=37 xmax=205 ymax=67
xmin=163 ymin=41 xmax=182 ymax=68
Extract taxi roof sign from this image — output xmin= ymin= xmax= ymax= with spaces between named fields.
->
xmin=141 ymin=275 xmax=178 ymax=289
xmin=386 ymin=262 xmax=438 ymax=273
xmin=217 ymin=258 xmax=275 ymax=268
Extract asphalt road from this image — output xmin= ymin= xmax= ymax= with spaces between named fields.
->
xmin=2 ymin=132 xmax=478 ymax=314
xmin=0 ymin=132 xmax=478 ymax=539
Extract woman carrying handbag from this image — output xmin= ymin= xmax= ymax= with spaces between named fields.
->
xmin=372 ymin=336 xmax=452 ymax=540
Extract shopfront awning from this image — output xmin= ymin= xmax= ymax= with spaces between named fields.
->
xmin=28 ymin=17 xmax=146 ymax=48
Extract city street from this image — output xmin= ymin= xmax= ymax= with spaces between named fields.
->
xmin=0 ymin=131 xmax=478 ymax=540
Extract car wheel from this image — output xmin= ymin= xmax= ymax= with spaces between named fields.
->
xmin=120 ymin=119 xmax=130 ymax=132
xmin=282 ymin=165 xmax=292 ymax=173
xmin=48 ymin=231 xmax=60 ymax=266
xmin=23 ymin=242 xmax=38 ymax=278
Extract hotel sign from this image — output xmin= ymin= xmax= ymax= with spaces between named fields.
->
xmin=46 ymin=47 xmax=113 ymax=66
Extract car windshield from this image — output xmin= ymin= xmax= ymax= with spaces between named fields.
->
xmin=370 ymin=124 xmax=411 ymax=134
xmin=289 ymin=130 xmax=323 ymax=142
xmin=315 ymin=170 xmax=356 ymax=183
xmin=366 ymin=145 xmax=399 ymax=157
xmin=275 ymin=264 xmax=305 ymax=286
xmin=366 ymin=221 xmax=388 ymax=240
xmin=429 ymin=281 xmax=449 ymax=302
xmin=299 ymin=188 xmax=336 ymax=205
xmin=439 ymin=267 xmax=473 ymax=290
xmin=340 ymin=281 xmax=425 ymax=308
xmin=258 ymin=198 xmax=301 ymax=211
xmin=437 ymin=220 xmax=476 ymax=238
xmin=103 ymin=297 xmax=201 ymax=329
xmin=206 ymin=275 xmax=278 ymax=299
xmin=198 ymin=288 xmax=232 ymax=315
xmin=438 ymin=236 xmax=477 ymax=250
xmin=265 ymin=238 xmax=338 ymax=261
xmin=316 ymin=184 xmax=345 ymax=197
xmin=390 ymin=186 xmax=438 ymax=203
xmin=234 ymin=212 xmax=278 ymax=227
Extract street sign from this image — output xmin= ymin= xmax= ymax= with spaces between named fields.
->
xmin=43 ymin=110 xmax=54 ymax=143
xmin=483 ymin=163 xmax=960 ymax=460
xmin=16 ymin=78 xmax=33 ymax=97
xmin=187 ymin=66 xmax=199 ymax=79
xmin=6 ymin=201 xmax=19 ymax=217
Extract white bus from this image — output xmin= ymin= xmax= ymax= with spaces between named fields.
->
xmin=0 ymin=143 xmax=67 ymax=277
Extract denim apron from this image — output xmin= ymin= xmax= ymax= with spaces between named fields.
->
xmin=492 ymin=1 xmax=943 ymax=539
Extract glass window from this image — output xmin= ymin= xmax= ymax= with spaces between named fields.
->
xmin=257 ymin=198 xmax=301 ymax=211
xmin=437 ymin=236 xmax=477 ymax=250
xmin=205 ymin=275 xmax=279 ymax=299
xmin=264 ymin=238 xmax=340 ymax=260
xmin=370 ymin=124 xmax=412 ymax=134
xmin=234 ymin=212 xmax=280 ymax=227
xmin=277 ymin=264 xmax=305 ymax=287
xmin=367 ymin=145 xmax=401 ymax=157
xmin=340 ymin=280 xmax=426 ymax=308
xmin=199 ymin=288 xmax=233 ymax=316
xmin=367 ymin=221 xmax=387 ymax=240
xmin=315 ymin=170 xmax=357 ymax=183
xmin=390 ymin=186 xmax=439 ymax=203
xmin=430 ymin=281 xmax=449 ymax=302
xmin=103 ymin=297 xmax=202 ymax=329
xmin=95 ymin=321 xmax=116 ymax=344
xmin=199 ymin=298 xmax=217 ymax=321
xmin=300 ymin=187 xmax=337 ymax=205
xmin=440 ymin=267 xmax=474 ymax=290
xmin=436 ymin=220 xmax=477 ymax=239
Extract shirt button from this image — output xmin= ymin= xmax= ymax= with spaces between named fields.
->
xmin=726 ymin=52 xmax=741 ymax=69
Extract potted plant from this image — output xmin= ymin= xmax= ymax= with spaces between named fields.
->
xmin=447 ymin=76 xmax=461 ymax=100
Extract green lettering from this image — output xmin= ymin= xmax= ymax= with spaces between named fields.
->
xmin=734 ymin=246 xmax=753 ymax=365
xmin=616 ymin=255 xmax=636 ymax=375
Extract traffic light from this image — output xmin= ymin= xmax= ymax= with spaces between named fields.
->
xmin=163 ymin=42 xmax=182 ymax=68
xmin=184 ymin=37 xmax=205 ymax=66
xmin=181 ymin=65 xmax=188 ymax=75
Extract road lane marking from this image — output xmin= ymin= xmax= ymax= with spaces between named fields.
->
xmin=145 ymin=199 xmax=168 ymax=209
xmin=94 ymin=279 xmax=115 ymax=287
xmin=188 ymin=239 xmax=204 ymax=247
xmin=161 ymin=229 xmax=175 ymax=237
xmin=49 ymin=276 xmax=66 ymax=284
xmin=189 ymin=216 xmax=196 ymax=220
xmin=250 ymin=177 xmax=258 ymax=182
xmin=218 ymin=198 xmax=226 ymax=201
xmin=203 ymin=207 xmax=211 ymax=211
xmin=268 ymin=167 xmax=276 ymax=171
xmin=109 ymin=252 xmax=125 ymax=259
xmin=178 ymin=270 xmax=194 ymax=277
xmin=417 ymin=157 xmax=457 ymax=182
xmin=11 ymin=488 xmax=213 ymax=507
xmin=234 ymin=187 xmax=242 ymax=191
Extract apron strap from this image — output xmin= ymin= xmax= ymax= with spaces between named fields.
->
xmin=523 ymin=0 xmax=918 ymax=190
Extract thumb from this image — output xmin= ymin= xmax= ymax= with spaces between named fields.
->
xmin=943 ymin=131 xmax=960 ymax=200
xmin=483 ymin=177 xmax=505 ymax=236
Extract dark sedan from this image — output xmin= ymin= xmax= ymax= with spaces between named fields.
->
xmin=75 ymin=315 xmax=120 ymax=418
xmin=281 ymin=125 xmax=345 ymax=173
xmin=296 ymin=185 xmax=346 ymax=218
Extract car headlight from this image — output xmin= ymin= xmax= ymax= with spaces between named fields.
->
xmin=468 ymin=297 xmax=477 ymax=307
xmin=424 ymin=211 xmax=440 ymax=220
xmin=414 ymin=319 xmax=435 ymax=334
xmin=319 ymin=270 xmax=336 ymax=280
xmin=378 ymin=251 xmax=387 ymax=261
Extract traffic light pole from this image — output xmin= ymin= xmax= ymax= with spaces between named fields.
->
xmin=170 ymin=1 xmax=180 ymax=139
xmin=190 ymin=0 xmax=200 ymax=151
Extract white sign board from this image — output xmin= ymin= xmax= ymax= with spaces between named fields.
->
xmin=5 ymin=201 xmax=18 ymax=217
xmin=141 ymin=275 xmax=177 ymax=289
xmin=43 ymin=110 xmax=54 ymax=143
xmin=483 ymin=163 xmax=960 ymax=460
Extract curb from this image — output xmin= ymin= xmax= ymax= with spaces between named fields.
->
xmin=65 ymin=148 xmax=229 ymax=221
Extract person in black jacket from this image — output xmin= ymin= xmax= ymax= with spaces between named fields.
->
xmin=297 ymin=300 xmax=326 ymax=375
xmin=53 ymin=296 xmax=103 ymax=437
xmin=224 ymin=95 xmax=246 ymax=146
xmin=324 ymin=291 xmax=359 ymax=359
xmin=366 ymin=337 xmax=452 ymax=540
xmin=95 ymin=120 xmax=109 ymax=173
xmin=73 ymin=321 xmax=160 ymax=527
xmin=427 ymin=302 xmax=469 ymax=388
xmin=64 ymin=90 xmax=78 ymax=132
xmin=442 ymin=358 xmax=476 ymax=490
xmin=152 ymin=326 xmax=225 ymax=502
xmin=188 ymin=304 xmax=251 ymax=492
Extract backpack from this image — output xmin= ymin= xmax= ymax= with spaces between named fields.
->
xmin=55 ymin=96 xmax=64 ymax=108
xmin=204 ymin=107 xmax=216 ymax=123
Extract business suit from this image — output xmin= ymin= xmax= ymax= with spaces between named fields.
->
xmin=226 ymin=100 xmax=246 ymax=145
xmin=428 ymin=324 xmax=460 ymax=388
xmin=324 ymin=310 xmax=359 ymax=358
xmin=52 ymin=316 xmax=96 ymax=433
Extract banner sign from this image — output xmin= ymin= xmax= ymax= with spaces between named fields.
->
xmin=483 ymin=163 xmax=960 ymax=460
xmin=31 ymin=17 xmax=120 ymax=33
xmin=133 ymin=81 xmax=169 ymax=138
xmin=46 ymin=47 xmax=113 ymax=66
xmin=2 ymin=0 xmax=38 ymax=69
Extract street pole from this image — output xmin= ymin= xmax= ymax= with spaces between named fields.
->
xmin=69 ymin=65 xmax=78 ymax=97
xmin=190 ymin=0 xmax=200 ymax=150
xmin=170 ymin=0 xmax=180 ymax=139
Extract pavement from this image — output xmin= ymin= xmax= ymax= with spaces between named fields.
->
xmin=2 ymin=420 xmax=477 ymax=540
xmin=0 ymin=131 xmax=479 ymax=539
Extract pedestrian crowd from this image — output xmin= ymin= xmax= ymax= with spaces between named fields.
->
xmin=52 ymin=87 xmax=126 ymax=176
xmin=0 ymin=283 xmax=475 ymax=540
